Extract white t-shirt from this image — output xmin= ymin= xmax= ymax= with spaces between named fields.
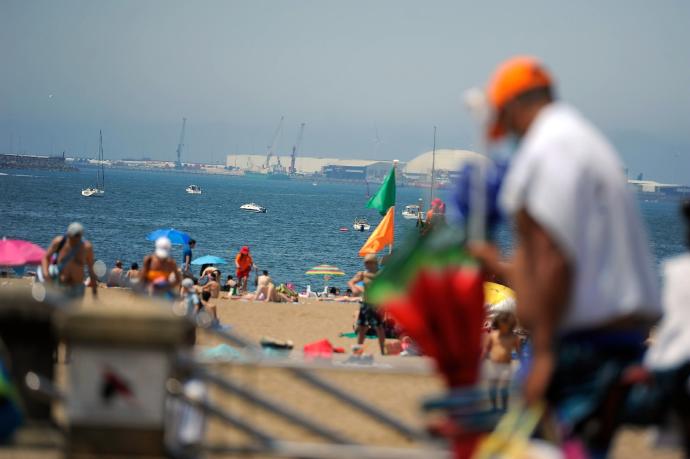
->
xmin=645 ymin=254 xmax=690 ymax=370
xmin=500 ymin=102 xmax=661 ymax=333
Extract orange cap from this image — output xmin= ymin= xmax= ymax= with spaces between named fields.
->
xmin=486 ymin=56 xmax=552 ymax=140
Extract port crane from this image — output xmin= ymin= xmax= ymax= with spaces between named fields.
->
xmin=289 ymin=123 xmax=306 ymax=175
xmin=175 ymin=117 xmax=186 ymax=168
xmin=264 ymin=116 xmax=284 ymax=169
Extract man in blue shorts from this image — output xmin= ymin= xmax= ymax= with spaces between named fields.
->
xmin=348 ymin=254 xmax=386 ymax=354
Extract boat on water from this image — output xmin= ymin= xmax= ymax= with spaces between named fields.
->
xmin=186 ymin=184 xmax=202 ymax=194
xmin=82 ymin=130 xmax=105 ymax=197
xmin=240 ymin=203 xmax=267 ymax=213
xmin=339 ymin=227 xmax=349 ymax=232
xmin=353 ymin=217 xmax=371 ymax=231
xmin=81 ymin=186 xmax=104 ymax=198
xmin=402 ymin=204 xmax=423 ymax=220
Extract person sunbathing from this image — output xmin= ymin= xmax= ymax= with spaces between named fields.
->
xmin=241 ymin=270 xmax=291 ymax=303
xmin=320 ymin=288 xmax=362 ymax=302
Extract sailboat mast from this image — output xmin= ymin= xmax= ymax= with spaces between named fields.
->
xmin=429 ymin=126 xmax=437 ymax=206
xmin=99 ymin=130 xmax=104 ymax=189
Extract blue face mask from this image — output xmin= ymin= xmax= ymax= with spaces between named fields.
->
xmin=506 ymin=134 xmax=521 ymax=155
xmin=487 ymin=134 xmax=521 ymax=162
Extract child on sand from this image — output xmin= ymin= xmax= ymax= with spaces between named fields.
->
xmin=484 ymin=311 xmax=519 ymax=411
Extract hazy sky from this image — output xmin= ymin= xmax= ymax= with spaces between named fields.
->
xmin=2 ymin=1 xmax=689 ymax=182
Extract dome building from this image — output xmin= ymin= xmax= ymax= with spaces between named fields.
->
xmin=403 ymin=149 xmax=486 ymax=187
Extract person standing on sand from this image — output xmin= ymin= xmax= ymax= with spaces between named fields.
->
xmin=471 ymin=56 xmax=660 ymax=456
xmin=140 ymin=237 xmax=181 ymax=298
xmin=235 ymin=246 xmax=254 ymax=293
xmin=41 ymin=222 xmax=98 ymax=299
xmin=181 ymin=239 xmax=196 ymax=278
xmin=348 ymin=254 xmax=386 ymax=355
xmin=483 ymin=311 xmax=520 ymax=411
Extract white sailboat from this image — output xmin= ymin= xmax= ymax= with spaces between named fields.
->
xmin=81 ymin=131 xmax=105 ymax=197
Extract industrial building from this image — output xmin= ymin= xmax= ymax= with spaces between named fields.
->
xmin=225 ymin=154 xmax=397 ymax=181
xmin=402 ymin=149 xmax=486 ymax=186
xmin=628 ymin=179 xmax=690 ymax=199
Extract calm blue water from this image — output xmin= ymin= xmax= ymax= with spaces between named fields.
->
xmin=0 ymin=168 xmax=686 ymax=290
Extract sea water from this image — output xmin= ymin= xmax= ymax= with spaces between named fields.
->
xmin=0 ymin=168 xmax=685 ymax=290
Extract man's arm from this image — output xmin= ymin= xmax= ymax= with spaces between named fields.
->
xmin=85 ymin=243 xmax=98 ymax=295
xmin=514 ymin=209 xmax=572 ymax=404
xmin=347 ymin=272 xmax=364 ymax=291
xmin=468 ymin=242 xmax=512 ymax=286
xmin=140 ymin=256 xmax=150 ymax=283
xmin=171 ymin=263 xmax=181 ymax=286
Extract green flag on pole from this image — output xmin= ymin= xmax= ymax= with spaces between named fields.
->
xmin=366 ymin=167 xmax=396 ymax=216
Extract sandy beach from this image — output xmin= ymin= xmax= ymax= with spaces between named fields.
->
xmin=0 ymin=283 xmax=683 ymax=458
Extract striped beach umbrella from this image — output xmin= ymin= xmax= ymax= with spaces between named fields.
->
xmin=306 ymin=264 xmax=346 ymax=293
xmin=305 ymin=264 xmax=345 ymax=277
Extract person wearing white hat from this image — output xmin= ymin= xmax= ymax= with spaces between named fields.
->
xmin=140 ymin=237 xmax=181 ymax=298
xmin=41 ymin=222 xmax=98 ymax=299
xmin=179 ymin=278 xmax=201 ymax=317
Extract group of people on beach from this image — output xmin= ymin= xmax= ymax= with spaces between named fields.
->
xmin=39 ymin=225 xmax=301 ymax=308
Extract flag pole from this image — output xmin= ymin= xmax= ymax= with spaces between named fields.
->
xmin=429 ymin=126 xmax=437 ymax=208
xmin=390 ymin=159 xmax=398 ymax=254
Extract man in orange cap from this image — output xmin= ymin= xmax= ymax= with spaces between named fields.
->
xmin=472 ymin=56 xmax=660 ymax=455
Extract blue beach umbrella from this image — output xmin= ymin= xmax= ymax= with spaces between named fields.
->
xmin=146 ymin=228 xmax=191 ymax=245
xmin=191 ymin=255 xmax=228 ymax=265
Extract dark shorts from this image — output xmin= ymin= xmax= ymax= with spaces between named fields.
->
xmin=58 ymin=282 xmax=85 ymax=300
xmin=546 ymin=329 xmax=646 ymax=450
xmin=357 ymin=302 xmax=382 ymax=328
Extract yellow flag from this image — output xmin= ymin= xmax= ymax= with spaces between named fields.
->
xmin=359 ymin=207 xmax=395 ymax=256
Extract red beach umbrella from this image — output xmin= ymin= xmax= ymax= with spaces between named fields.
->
xmin=0 ymin=238 xmax=46 ymax=266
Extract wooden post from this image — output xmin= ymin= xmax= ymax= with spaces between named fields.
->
xmin=57 ymin=296 xmax=193 ymax=458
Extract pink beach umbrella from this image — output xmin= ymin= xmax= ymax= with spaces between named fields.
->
xmin=0 ymin=238 xmax=46 ymax=266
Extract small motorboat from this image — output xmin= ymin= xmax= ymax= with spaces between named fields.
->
xmin=240 ymin=203 xmax=267 ymax=213
xmin=186 ymin=184 xmax=202 ymax=194
xmin=402 ymin=204 xmax=422 ymax=220
xmin=339 ymin=227 xmax=349 ymax=232
xmin=353 ymin=217 xmax=371 ymax=232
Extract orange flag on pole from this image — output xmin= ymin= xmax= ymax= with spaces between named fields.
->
xmin=359 ymin=207 xmax=395 ymax=256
